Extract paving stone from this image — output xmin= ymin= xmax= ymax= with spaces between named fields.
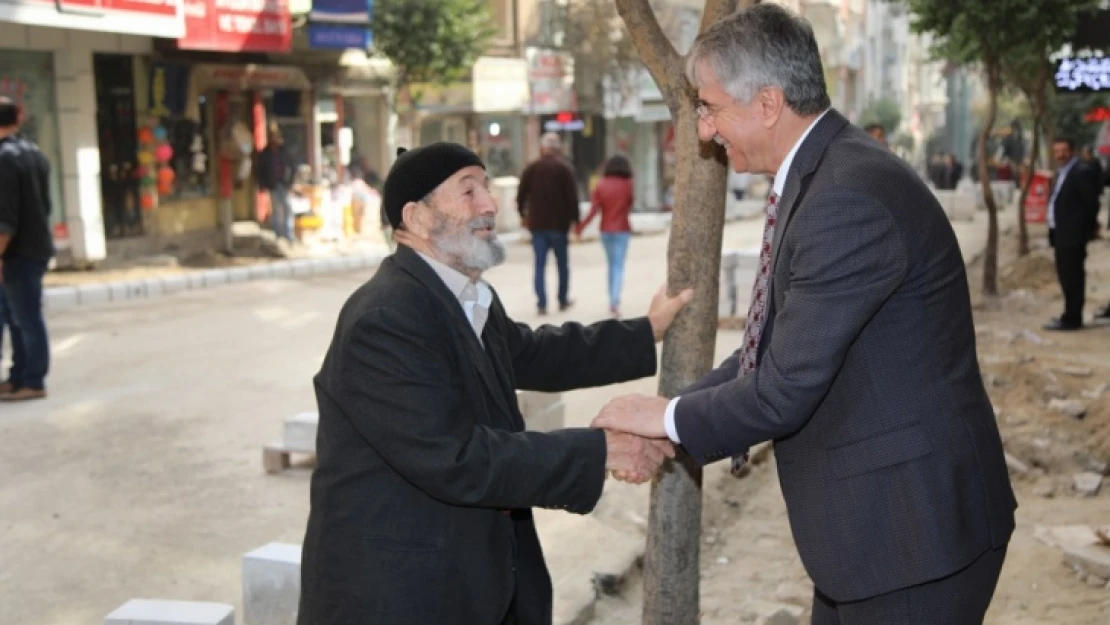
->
xmin=1073 ymin=472 xmax=1103 ymax=497
xmin=104 ymin=599 xmax=234 ymax=625
xmin=161 ymin=275 xmax=190 ymax=295
xmin=76 ymin=283 xmax=113 ymax=306
xmin=247 ymin=264 xmax=274 ymax=280
xmin=269 ymin=262 xmax=294 ymax=279
xmin=1063 ymin=544 xmax=1110 ymax=580
xmin=142 ymin=278 xmax=165 ymax=298
xmin=290 ymin=260 xmax=315 ymax=277
xmin=282 ymin=412 xmax=319 ymax=453
xmin=44 ymin=286 xmax=79 ymax=310
xmin=225 ymin=267 xmax=251 ymax=284
xmin=242 ymin=542 xmax=301 ymax=625
xmin=201 ymin=269 xmax=228 ymax=288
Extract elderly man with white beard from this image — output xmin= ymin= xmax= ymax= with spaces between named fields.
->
xmin=297 ymin=143 xmax=693 ymax=625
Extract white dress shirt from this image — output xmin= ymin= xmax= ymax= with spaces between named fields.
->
xmin=417 ymin=252 xmax=493 ymax=342
xmin=664 ymin=110 xmax=830 ymax=444
xmin=1047 ymin=157 xmax=1079 ymax=230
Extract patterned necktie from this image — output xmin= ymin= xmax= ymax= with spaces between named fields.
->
xmin=731 ymin=191 xmax=779 ymax=475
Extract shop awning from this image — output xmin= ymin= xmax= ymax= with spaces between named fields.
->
xmin=191 ymin=64 xmax=312 ymax=93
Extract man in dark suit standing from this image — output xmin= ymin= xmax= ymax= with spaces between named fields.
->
xmin=1044 ymin=138 xmax=1099 ymax=331
xmin=593 ymin=5 xmax=1016 ymax=624
xmin=298 ymin=142 xmax=691 ymax=625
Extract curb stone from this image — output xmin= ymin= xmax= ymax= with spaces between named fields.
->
xmin=43 ymin=250 xmax=390 ymax=312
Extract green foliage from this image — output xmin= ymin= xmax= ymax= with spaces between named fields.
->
xmin=899 ymin=0 xmax=1100 ymax=68
xmin=1051 ymin=92 xmax=1105 ymax=147
xmin=858 ymin=97 xmax=903 ymax=134
xmin=371 ymin=0 xmax=498 ymax=87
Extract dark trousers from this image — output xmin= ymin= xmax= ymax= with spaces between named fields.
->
xmin=0 ymin=288 xmax=7 ymax=367
xmin=811 ymin=545 xmax=1007 ymax=625
xmin=531 ymin=230 xmax=569 ymax=310
xmin=1053 ymin=239 xmax=1087 ymax=327
xmin=2 ymin=257 xmax=50 ymax=389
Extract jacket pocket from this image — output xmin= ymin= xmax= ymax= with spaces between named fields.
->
xmin=826 ymin=423 xmax=933 ymax=480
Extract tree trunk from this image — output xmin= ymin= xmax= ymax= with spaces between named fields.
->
xmin=615 ymin=1 xmax=740 ymax=623
xmin=1017 ymin=112 xmax=1040 ymax=256
xmin=979 ymin=63 xmax=1001 ymax=296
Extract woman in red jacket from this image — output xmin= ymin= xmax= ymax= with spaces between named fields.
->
xmin=576 ymin=155 xmax=634 ymax=318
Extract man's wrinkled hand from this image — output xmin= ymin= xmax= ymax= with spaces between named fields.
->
xmin=592 ymin=394 xmax=670 ymax=440
xmin=603 ymin=430 xmax=675 ymax=484
xmin=647 ymin=284 xmax=694 ymax=342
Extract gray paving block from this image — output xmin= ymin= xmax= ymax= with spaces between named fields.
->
xmin=201 ymin=269 xmax=228 ymax=288
xmin=270 ymin=262 xmax=294 ymax=279
xmin=103 ymin=598 xmax=234 ymax=625
xmin=282 ymin=412 xmax=319 ymax=453
xmin=243 ymin=542 xmax=301 ymax=625
xmin=340 ymin=255 xmax=362 ymax=271
xmin=225 ymin=267 xmax=251 ymax=284
xmin=307 ymin=258 xmax=331 ymax=275
xmin=44 ymin=287 xmax=79 ymax=311
xmin=289 ymin=259 xmax=315 ymax=277
xmin=143 ymin=278 xmax=166 ymax=298
xmin=247 ymin=264 xmax=274 ymax=280
xmin=76 ymin=283 xmax=112 ymax=306
xmin=110 ymin=281 xmax=148 ymax=301
xmin=324 ymin=257 xmax=346 ymax=272
xmin=185 ymin=272 xmax=208 ymax=290
xmin=161 ymin=275 xmax=190 ymax=295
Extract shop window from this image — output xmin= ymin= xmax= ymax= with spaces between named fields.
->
xmin=95 ymin=54 xmax=143 ymax=239
xmin=140 ymin=62 xmax=212 ymax=210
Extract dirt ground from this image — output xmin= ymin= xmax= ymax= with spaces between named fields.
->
xmin=592 ymin=223 xmax=1110 ymax=624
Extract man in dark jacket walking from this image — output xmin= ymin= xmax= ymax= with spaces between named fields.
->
xmin=256 ymin=123 xmax=295 ymax=243
xmin=517 ymin=132 xmax=580 ymax=314
xmin=0 ymin=96 xmax=54 ymax=401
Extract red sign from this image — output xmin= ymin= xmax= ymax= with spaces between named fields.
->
xmin=1024 ymin=170 xmax=1052 ymax=224
xmin=179 ymin=0 xmax=292 ymax=53
xmin=1085 ymin=106 xmax=1110 ymax=123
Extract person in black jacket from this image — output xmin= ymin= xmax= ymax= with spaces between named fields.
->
xmin=297 ymin=142 xmax=690 ymax=625
xmin=0 ymin=96 xmax=54 ymax=401
xmin=255 ymin=123 xmax=295 ymax=243
xmin=1044 ymin=138 xmax=1100 ymax=331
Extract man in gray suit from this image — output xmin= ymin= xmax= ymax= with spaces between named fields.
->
xmin=593 ymin=4 xmax=1016 ymax=624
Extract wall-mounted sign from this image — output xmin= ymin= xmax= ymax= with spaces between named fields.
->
xmin=1086 ymin=106 xmax=1110 ymax=123
xmin=179 ymin=0 xmax=292 ymax=53
xmin=308 ymin=23 xmax=371 ymax=49
xmin=309 ymin=0 xmax=371 ymax=23
xmin=544 ymin=111 xmax=585 ymax=132
xmin=1054 ymin=56 xmax=1110 ymax=93
xmin=0 ymin=0 xmax=184 ymax=38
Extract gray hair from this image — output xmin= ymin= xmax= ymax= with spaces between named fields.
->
xmin=685 ymin=3 xmax=830 ymax=116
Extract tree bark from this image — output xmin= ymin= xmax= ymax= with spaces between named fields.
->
xmin=980 ymin=61 xmax=1001 ymax=296
xmin=1014 ymin=60 xmax=1049 ymax=257
xmin=615 ymin=1 xmax=741 ymax=623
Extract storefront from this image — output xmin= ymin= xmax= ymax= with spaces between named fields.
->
xmin=0 ymin=49 xmax=66 ymax=250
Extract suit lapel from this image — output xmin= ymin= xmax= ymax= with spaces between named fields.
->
xmin=392 ymin=247 xmax=516 ymax=427
xmin=759 ymin=110 xmax=851 ymax=365
xmin=481 ymin=318 xmax=527 ymax=431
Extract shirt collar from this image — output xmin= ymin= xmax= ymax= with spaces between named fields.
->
xmin=773 ymin=109 xmax=830 ymax=197
xmin=416 ymin=251 xmax=491 ymax=305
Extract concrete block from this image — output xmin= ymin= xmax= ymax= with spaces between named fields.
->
xmin=243 ymin=542 xmax=301 ymax=625
xmin=76 ymin=283 xmax=112 ymax=306
xmin=1063 ymin=545 xmax=1110 ymax=580
xmin=161 ymin=275 xmax=190 ymax=295
xmin=204 ymin=269 xmax=230 ymax=288
xmin=324 ymin=257 xmax=346 ymax=272
xmin=629 ymin=212 xmax=672 ymax=234
xmin=225 ymin=267 xmax=251 ymax=284
xmin=290 ymin=259 xmax=315 ymax=277
xmin=341 ymin=255 xmax=362 ymax=271
xmin=270 ymin=262 xmax=294 ymax=279
xmin=103 ymin=599 xmax=234 ymax=625
xmin=307 ymin=258 xmax=331 ymax=275
xmin=142 ymin=278 xmax=166 ymax=298
xmin=247 ymin=264 xmax=274 ymax=281
xmin=44 ymin=287 xmax=80 ymax=311
xmin=282 ymin=412 xmax=319 ymax=453
xmin=185 ymin=271 xmax=208 ymax=290
xmin=110 ymin=281 xmax=148 ymax=301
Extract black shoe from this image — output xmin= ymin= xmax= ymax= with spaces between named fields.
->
xmin=559 ymin=300 xmax=575 ymax=312
xmin=537 ymin=307 xmax=547 ymax=316
xmin=1043 ymin=317 xmax=1082 ymax=332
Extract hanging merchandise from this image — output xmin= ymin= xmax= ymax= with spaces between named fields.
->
xmin=157 ymin=165 xmax=176 ymax=196
xmin=154 ymin=143 xmax=174 ymax=163
xmin=190 ymin=134 xmax=207 ymax=174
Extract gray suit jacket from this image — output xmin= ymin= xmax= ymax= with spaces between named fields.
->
xmin=674 ymin=110 xmax=1016 ymax=602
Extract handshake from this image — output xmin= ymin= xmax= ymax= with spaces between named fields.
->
xmin=590 ymin=394 xmax=676 ymax=485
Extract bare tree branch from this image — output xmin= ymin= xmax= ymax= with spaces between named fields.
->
xmin=701 ymin=0 xmax=744 ymax=35
xmin=614 ymin=0 xmax=682 ymax=107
